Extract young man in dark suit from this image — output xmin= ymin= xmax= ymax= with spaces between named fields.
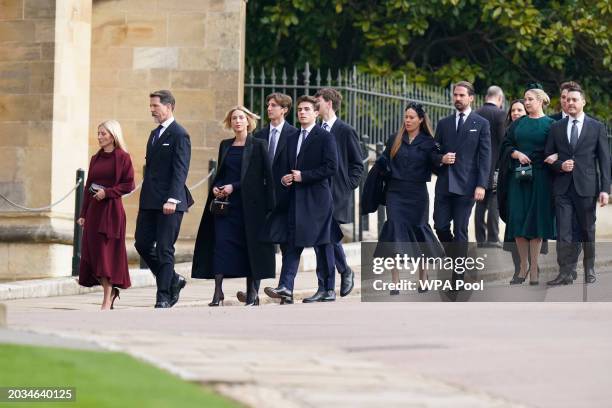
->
xmin=474 ymin=85 xmax=506 ymax=248
xmin=433 ymin=81 xmax=491 ymax=280
xmin=135 ymin=90 xmax=192 ymax=308
xmin=545 ymin=88 xmax=610 ymax=285
xmin=264 ymin=95 xmax=338 ymax=303
xmin=549 ymin=81 xmax=582 ymax=121
xmin=314 ymin=88 xmax=364 ymax=297
xmin=239 ymin=93 xmax=296 ymax=303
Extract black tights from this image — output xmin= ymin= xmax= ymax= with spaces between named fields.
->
xmin=246 ymin=277 xmax=260 ymax=303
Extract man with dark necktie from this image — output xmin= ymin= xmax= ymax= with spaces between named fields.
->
xmin=545 ymin=87 xmax=610 ymax=285
xmin=314 ymin=88 xmax=364 ymax=297
xmin=245 ymin=93 xmax=297 ymax=303
xmin=135 ymin=90 xmax=193 ymax=308
xmin=433 ymin=81 xmax=491 ymax=284
xmin=264 ymin=95 xmax=338 ymax=303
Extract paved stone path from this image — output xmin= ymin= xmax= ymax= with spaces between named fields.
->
xmin=2 ymin=264 xmax=612 ymax=407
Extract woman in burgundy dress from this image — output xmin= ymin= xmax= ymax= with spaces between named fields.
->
xmin=77 ymin=120 xmax=135 ymax=310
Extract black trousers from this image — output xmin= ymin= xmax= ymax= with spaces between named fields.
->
xmin=554 ymin=182 xmax=597 ymax=275
xmin=433 ymin=191 xmax=475 ymax=258
xmin=474 ymin=189 xmax=500 ymax=243
xmin=134 ymin=209 xmax=184 ymax=303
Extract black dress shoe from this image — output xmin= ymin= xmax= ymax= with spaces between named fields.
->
xmin=322 ymin=290 xmax=336 ymax=302
xmin=170 ymin=274 xmax=186 ymax=306
xmin=280 ymin=298 xmax=294 ymax=305
xmin=236 ymin=291 xmax=247 ymax=303
xmin=302 ymin=289 xmax=326 ymax=303
xmin=547 ymin=274 xmax=573 ymax=286
xmin=264 ymin=286 xmax=293 ymax=301
xmin=340 ymin=268 xmax=355 ymax=297
xmin=303 ymin=289 xmax=336 ymax=303
xmin=585 ymin=268 xmax=596 ymax=284
xmin=154 ymin=301 xmax=171 ymax=308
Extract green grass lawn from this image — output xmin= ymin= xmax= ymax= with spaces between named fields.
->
xmin=0 ymin=343 xmax=241 ymax=408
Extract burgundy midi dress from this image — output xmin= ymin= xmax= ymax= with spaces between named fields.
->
xmin=79 ymin=148 xmax=135 ymax=289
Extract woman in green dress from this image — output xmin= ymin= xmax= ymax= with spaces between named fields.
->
xmin=500 ymin=86 xmax=556 ymax=284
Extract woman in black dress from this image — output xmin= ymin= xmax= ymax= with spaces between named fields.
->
xmin=192 ymin=106 xmax=275 ymax=306
xmin=376 ymin=103 xmax=444 ymax=293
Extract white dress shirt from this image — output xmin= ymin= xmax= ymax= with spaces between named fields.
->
xmin=268 ymin=121 xmax=285 ymax=158
xmin=455 ymin=107 xmax=472 ymax=129
xmin=296 ymin=123 xmax=316 ymax=156
xmin=566 ymin=112 xmax=585 ymax=144
xmin=158 ymin=116 xmax=175 ymax=138
xmin=322 ymin=115 xmax=337 ymax=132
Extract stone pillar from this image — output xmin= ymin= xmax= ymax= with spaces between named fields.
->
xmin=90 ymin=0 xmax=247 ymax=246
xmin=0 ymin=0 xmax=92 ymax=280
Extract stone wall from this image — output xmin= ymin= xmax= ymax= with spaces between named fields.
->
xmin=0 ymin=0 xmax=246 ymax=280
xmin=90 ymin=0 xmax=246 ymax=240
xmin=0 ymin=0 xmax=92 ymax=280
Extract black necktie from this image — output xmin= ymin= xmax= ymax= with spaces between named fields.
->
xmin=152 ymin=125 xmax=163 ymax=145
xmin=570 ymin=119 xmax=579 ymax=149
xmin=456 ymin=112 xmax=465 ymax=135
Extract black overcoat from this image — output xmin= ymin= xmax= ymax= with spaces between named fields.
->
xmin=288 ymin=124 xmax=338 ymax=246
xmin=191 ymin=135 xmax=276 ymax=279
xmin=328 ymin=119 xmax=365 ymax=223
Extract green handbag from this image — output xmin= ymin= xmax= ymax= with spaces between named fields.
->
xmin=514 ymin=164 xmax=533 ymax=182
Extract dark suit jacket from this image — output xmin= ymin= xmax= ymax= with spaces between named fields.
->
xmin=328 ymin=119 xmax=364 ymax=223
xmin=139 ymin=120 xmax=193 ymax=212
xmin=254 ymin=121 xmax=298 ymax=211
xmin=545 ymin=115 xmax=611 ymax=197
xmin=476 ymin=103 xmax=505 ymax=188
xmin=289 ymin=124 xmax=338 ymax=246
xmin=549 ymin=112 xmax=564 ymax=121
xmin=434 ymin=112 xmax=491 ymax=196
xmin=192 ymin=135 xmax=276 ymax=280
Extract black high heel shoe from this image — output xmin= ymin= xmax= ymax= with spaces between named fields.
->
xmin=208 ymin=293 xmax=224 ymax=307
xmin=110 ymin=287 xmax=120 ymax=309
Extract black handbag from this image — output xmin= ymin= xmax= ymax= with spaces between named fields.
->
xmin=514 ymin=164 xmax=533 ymax=182
xmin=88 ymin=183 xmax=106 ymax=195
xmin=210 ymin=199 xmax=230 ymax=216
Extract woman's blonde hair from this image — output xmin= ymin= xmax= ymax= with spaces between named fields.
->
xmin=98 ymin=119 xmax=128 ymax=152
xmin=223 ymin=106 xmax=260 ymax=133
xmin=525 ymin=88 xmax=550 ymax=107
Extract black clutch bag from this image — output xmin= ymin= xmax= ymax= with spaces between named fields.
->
xmin=210 ymin=199 xmax=230 ymax=216
xmin=514 ymin=164 xmax=533 ymax=182
xmin=88 ymin=183 xmax=106 ymax=195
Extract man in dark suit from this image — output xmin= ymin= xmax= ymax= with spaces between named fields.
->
xmin=314 ymin=88 xmax=364 ymax=297
xmin=549 ymin=81 xmax=582 ymax=121
xmin=135 ymin=90 xmax=192 ymax=308
xmin=433 ymin=81 xmax=491 ymax=279
xmin=244 ymin=93 xmax=296 ymax=303
xmin=264 ymin=95 xmax=338 ymax=303
xmin=474 ymin=85 xmax=505 ymax=248
xmin=545 ymin=87 xmax=610 ymax=285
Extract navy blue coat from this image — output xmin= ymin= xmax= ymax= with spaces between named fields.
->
xmin=288 ymin=124 xmax=338 ymax=246
xmin=139 ymin=120 xmax=193 ymax=211
xmin=434 ymin=112 xmax=491 ymax=196
xmin=328 ymin=119 xmax=364 ymax=223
